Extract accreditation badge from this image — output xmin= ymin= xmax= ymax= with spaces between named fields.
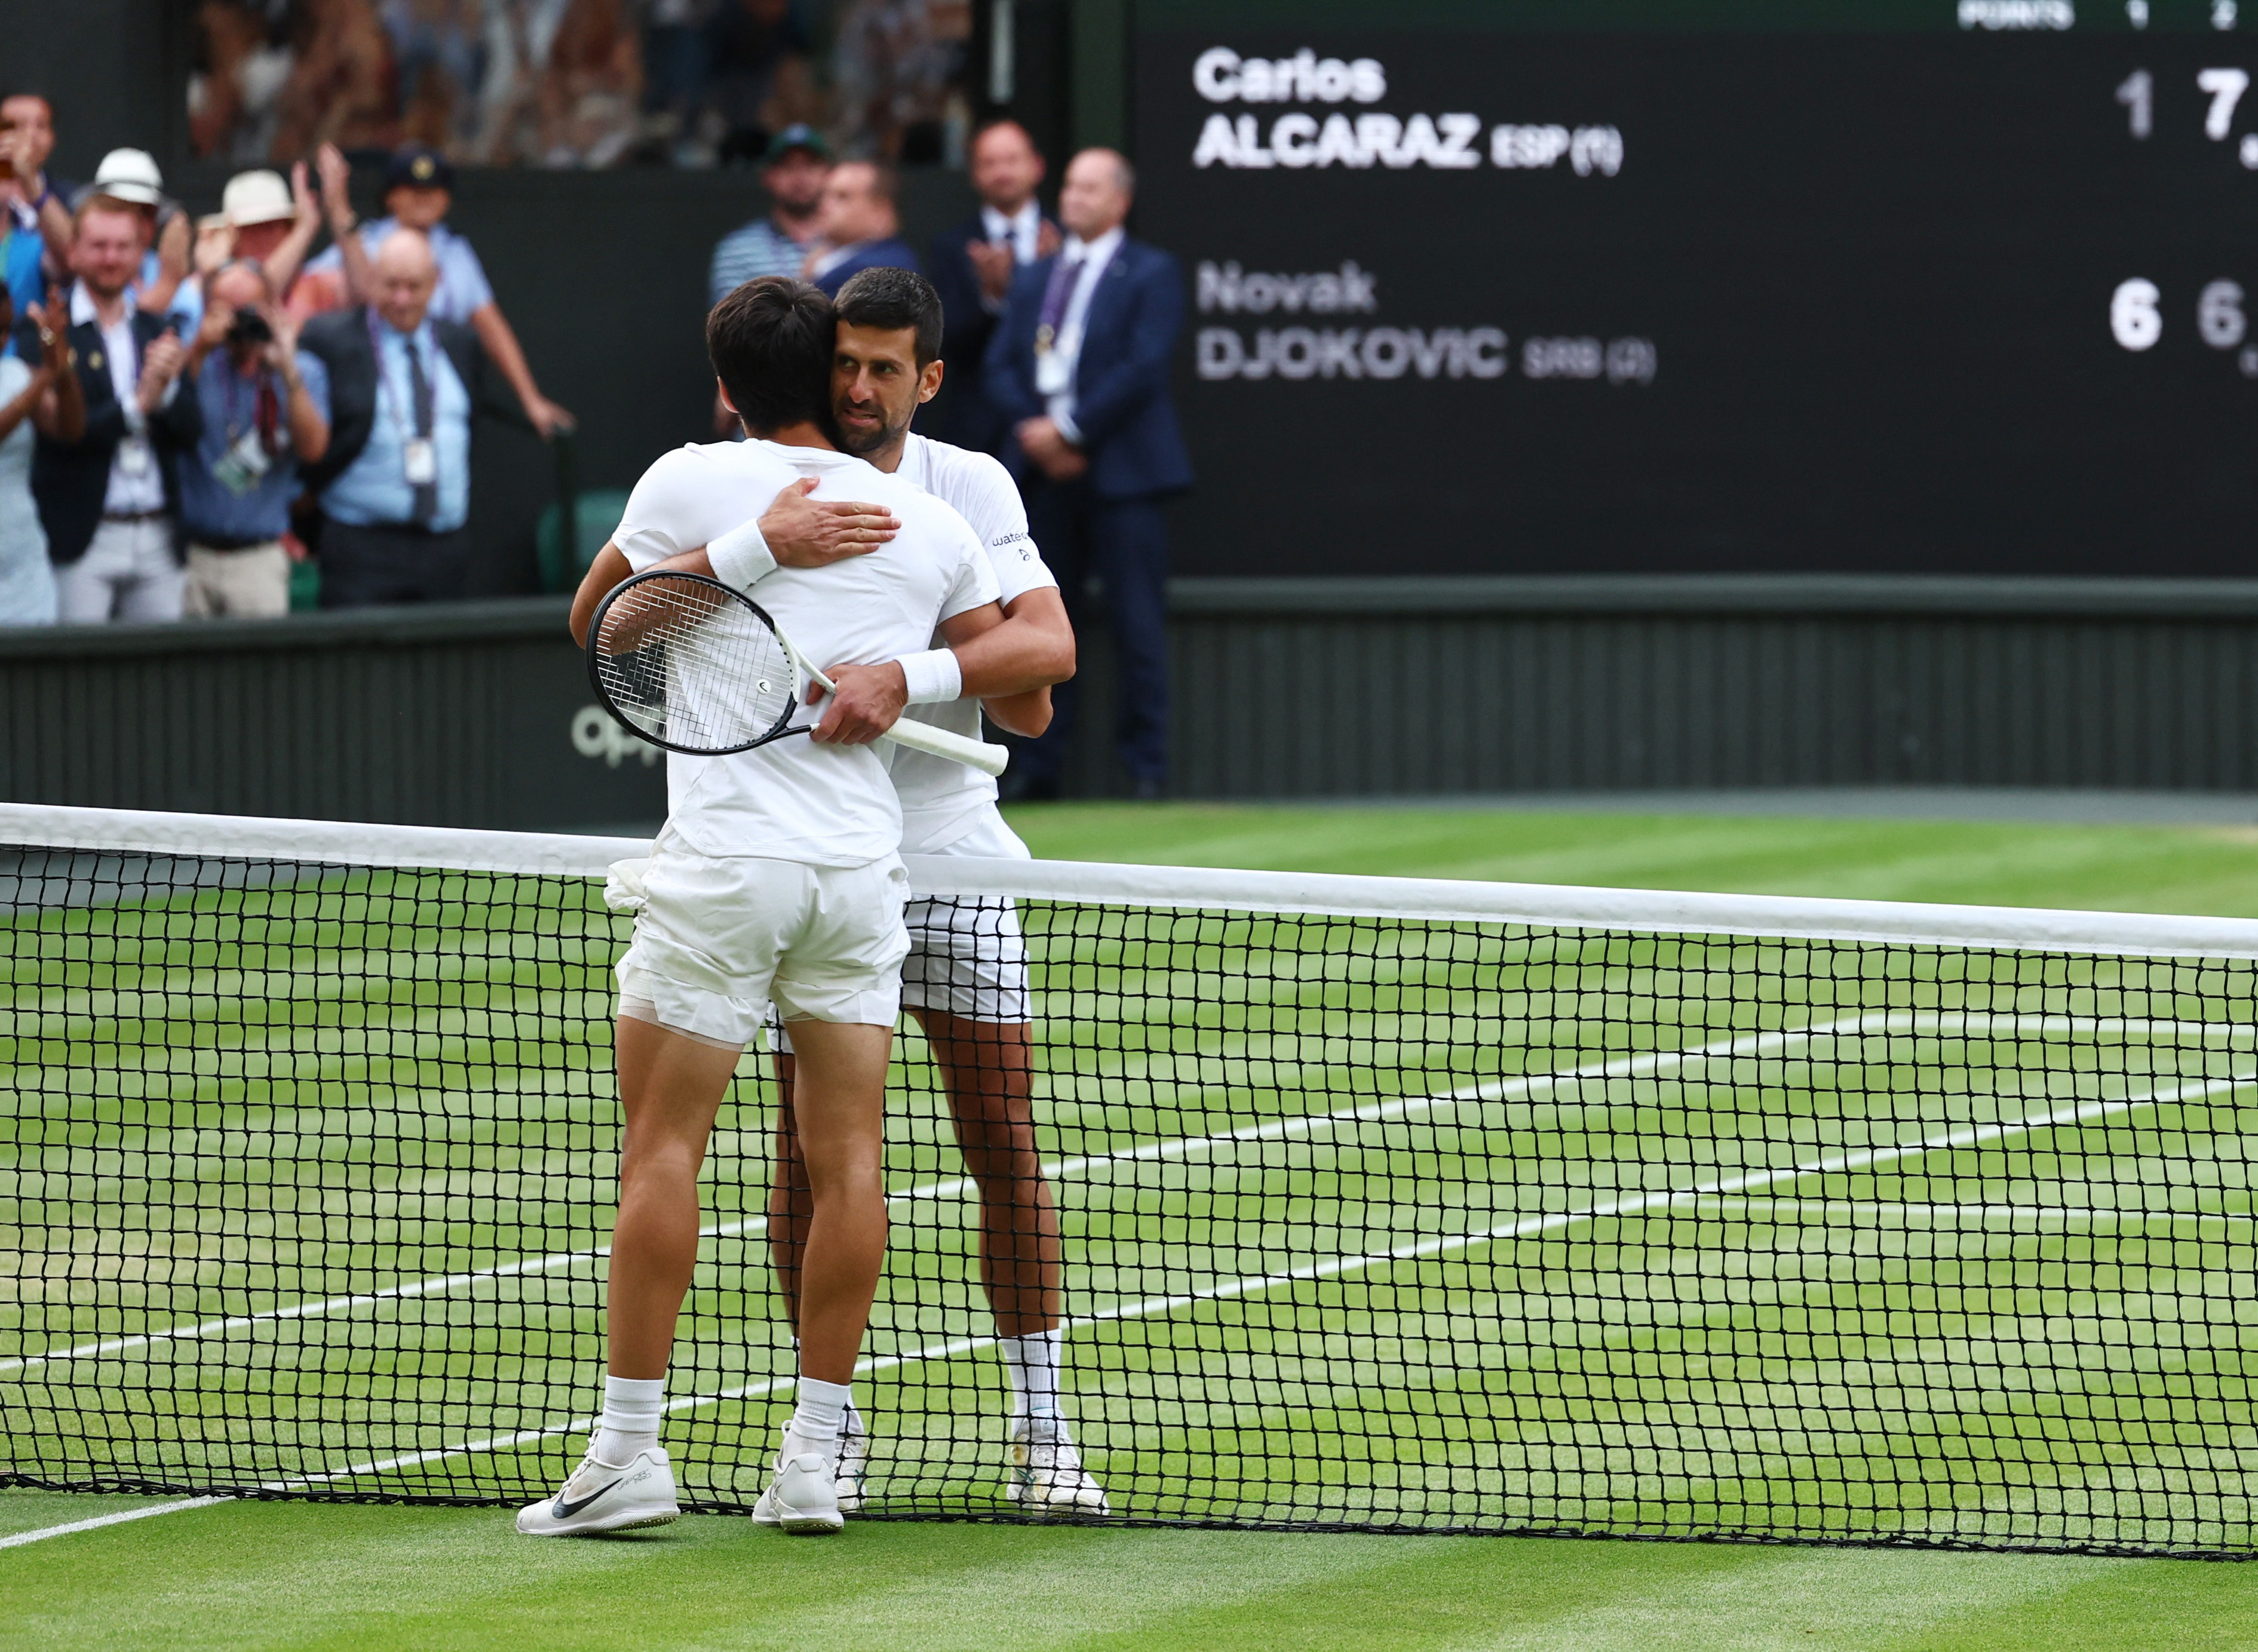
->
xmin=1033 ymin=324 xmax=1072 ymax=397
xmin=402 ymin=437 xmax=437 ymax=486
xmin=211 ymin=428 xmax=272 ymax=496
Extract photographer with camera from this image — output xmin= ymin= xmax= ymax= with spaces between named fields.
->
xmin=177 ymin=259 xmax=329 ymax=618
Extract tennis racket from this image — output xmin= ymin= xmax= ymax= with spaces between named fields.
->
xmin=586 ymin=568 xmax=1010 ymax=775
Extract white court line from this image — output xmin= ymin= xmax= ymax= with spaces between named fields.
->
xmin=4 ymin=1009 xmax=1892 ymax=1376
xmin=266 ymin=1061 xmax=2250 ymax=1491
xmin=1682 ymin=1197 xmax=2258 ymax=1226
xmin=0 ymin=1496 xmax=228 ymax=1550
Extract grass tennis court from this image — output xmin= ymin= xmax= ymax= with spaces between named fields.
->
xmin=7 ymin=803 xmax=2258 ymax=1650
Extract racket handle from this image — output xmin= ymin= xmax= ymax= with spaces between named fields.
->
xmin=879 ymin=716 xmax=1010 ymax=776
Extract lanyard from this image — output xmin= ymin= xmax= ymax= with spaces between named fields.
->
xmin=222 ymin=360 xmax=265 ymax=441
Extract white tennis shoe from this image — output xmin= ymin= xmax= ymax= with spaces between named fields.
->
xmin=1006 ymin=1424 xmax=1111 ymax=1515
xmin=753 ymin=1432 xmax=845 ymax=1535
xmin=835 ymin=1402 xmax=869 ymax=1515
xmin=516 ymin=1445 xmax=679 ymax=1536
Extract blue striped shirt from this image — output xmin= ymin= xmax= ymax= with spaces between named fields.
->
xmin=708 ymin=219 xmax=812 ymax=308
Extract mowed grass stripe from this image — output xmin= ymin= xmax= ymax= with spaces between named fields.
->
xmin=17 ymin=1024 xmax=2239 ymax=1435
xmin=2 ymin=1012 xmax=1876 ymax=1368
xmin=224 ymin=1064 xmax=2244 ymax=1506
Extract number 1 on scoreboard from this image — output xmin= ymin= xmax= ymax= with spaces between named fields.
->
xmin=2118 ymin=69 xmax=2152 ymax=138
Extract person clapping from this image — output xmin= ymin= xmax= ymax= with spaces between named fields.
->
xmin=176 ymin=259 xmax=330 ymax=618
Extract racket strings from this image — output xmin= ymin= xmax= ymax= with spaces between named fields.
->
xmin=593 ymin=576 xmax=799 ymax=752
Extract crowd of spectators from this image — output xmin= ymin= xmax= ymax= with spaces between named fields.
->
xmin=0 ymin=93 xmax=564 ymax=626
xmin=189 ymin=0 xmax=973 ymax=172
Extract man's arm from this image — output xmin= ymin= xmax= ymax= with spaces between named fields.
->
xmin=811 ymin=585 xmax=1075 ymax=745
xmin=569 ymin=540 xmax=633 ymax=646
xmin=316 ymin=146 xmax=373 ymax=302
xmin=469 ymin=302 xmax=571 ymax=438
xmin=36 ymin=191 xmax=73 ymax=274
xmin=259 ymin=162 xmax=325 ymax=296
xmin=137 ymin=210 xmax=193 ymax=317
xmin=567 ymin=480 xmax=904 ymax=646
xmin=272 ymin=318 xmax=329 ymax=463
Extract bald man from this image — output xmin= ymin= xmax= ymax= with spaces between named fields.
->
xmin=297 ymin=227 xmax=535 ymax=607
xmin=985 ymin=149 xmax=1193 ymax=799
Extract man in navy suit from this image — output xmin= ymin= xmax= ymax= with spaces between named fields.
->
xmin=984 ymin=149 xmax=1192 ymax=800
xmin=925 ymin=120 xmax=1060 ymax=455
xmin=806 ymin=162 xmax=920 ymax=298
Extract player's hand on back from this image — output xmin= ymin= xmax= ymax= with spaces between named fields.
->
xmin=759 ymin=477 xmax=900 ymax=568
xmin=807 ymin=660 xmax=909 ymax=745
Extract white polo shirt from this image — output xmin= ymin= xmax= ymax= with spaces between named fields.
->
xmin=611 ymin=438 xmax=999 ymax=867
xmin=885 ymin=433 xmax=1059 ymax=852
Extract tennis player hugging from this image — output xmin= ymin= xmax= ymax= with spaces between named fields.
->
xmin=530 ymin=273 xmax=1081 ymax=1536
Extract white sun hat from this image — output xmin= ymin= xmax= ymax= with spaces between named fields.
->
xmin=87 ymin=147 xmax=164 ymax=207
xmin=222 ymin=168 xmax=294 ymax=227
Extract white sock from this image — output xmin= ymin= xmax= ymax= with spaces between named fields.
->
xmin=1001 ymin=1329 xmax=1067 ymax=1438
xmin=593 ymin=1375 xmax=665 ymax=1464
xmin=788 ymin=1375 xmax=852 ymax=1447
xmin=786 ymin=1338 xmax=864 ymax=1436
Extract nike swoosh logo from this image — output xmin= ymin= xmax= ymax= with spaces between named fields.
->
xmin=551 ymin=1478 xmax=624 ymax=1519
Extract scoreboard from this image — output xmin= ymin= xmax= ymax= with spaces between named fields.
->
xmin=1133 ymin=0 xmax=2258 ymax=577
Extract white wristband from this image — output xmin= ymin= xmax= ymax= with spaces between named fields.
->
xmin=705 ymin=517 xmax=777 ymax=588
xmin=895 ymin=647 xmax=962 ymax=705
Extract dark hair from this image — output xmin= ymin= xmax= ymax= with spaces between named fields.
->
xmin=833 ymin=266 xmax=944 ymax=368
xmin=706 ymin=276 xmax=835 ymax=435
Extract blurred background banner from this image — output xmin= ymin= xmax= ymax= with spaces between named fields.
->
xmin=1140 ymin=0 xmax=2258 ymax=578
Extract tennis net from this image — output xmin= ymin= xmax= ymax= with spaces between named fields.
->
xmin=4 ymin=802 xmax=2256 ymax=1557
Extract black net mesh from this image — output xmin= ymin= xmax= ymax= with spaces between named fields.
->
xmin=4 ymin=842 xmax=2256 ymax=1555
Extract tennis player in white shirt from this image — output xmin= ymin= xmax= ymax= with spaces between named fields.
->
xmin=523 ymin=277 xmax=1059 ymax=1539
xmin=756 ymin=267 xmax=1105 ymax=1515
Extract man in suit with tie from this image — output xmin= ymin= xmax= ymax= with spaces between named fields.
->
xmin=297 ymin=230 xmax=529 ymax=607
xmin=925 ymin=120 xmax=1060 ymax=455
xmin=984 ymin=149 xmax=1192 ymax=800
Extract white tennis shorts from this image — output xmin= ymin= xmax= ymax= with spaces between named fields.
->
xmin=609 ymin=839 xmax=911 ymax=1049
xmin=768 ymin=809 xmax=1032 ymax=1053
xmin=902 ymin=809 xmax=1033 ymax=1022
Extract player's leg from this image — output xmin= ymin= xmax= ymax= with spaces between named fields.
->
xmin=751 ymin=1022 xmax=891 ymax=1535
xmin=765 ymin=1046 xmax=811 ymax=1338
xmin=521 ymin=846 xmax=778 ymax=1537
xmin=915 ymin=1009 xmax=1056 ymax=1339
xmin=750 ymin=855 xmax=911 ymax=1536
xmin=780 ymin=1018 xmax=891 ymax=1384
xmin=763 ymin=1037 xmax=895 ymax=1515
xmin=519 ymin=1009 xmax=743 ymax=1536
xmin=902 ymin=851 xmax=1110 ymax=1513
xmin=916 ymin=1004 xmax=1106 ymax=1513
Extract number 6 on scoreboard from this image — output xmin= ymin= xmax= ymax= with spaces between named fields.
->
xmin=2112 ymin=278 xmax=2162 ymax=351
